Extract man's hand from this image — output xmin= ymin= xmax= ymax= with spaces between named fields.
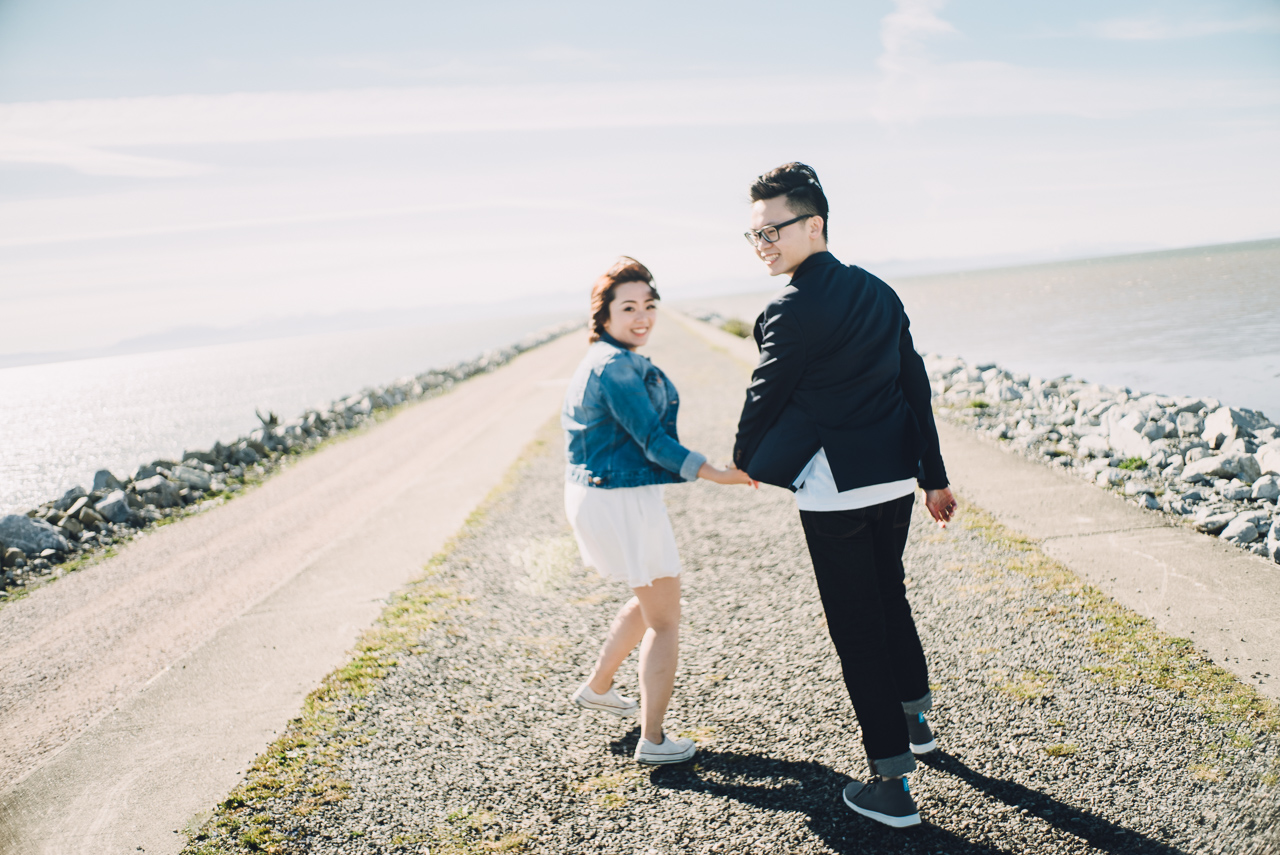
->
xmin=924 ymin=487 xmax=957 ymax=527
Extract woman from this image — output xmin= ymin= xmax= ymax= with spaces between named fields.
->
xmin=563 ymin=256 xmax=752 ymax=765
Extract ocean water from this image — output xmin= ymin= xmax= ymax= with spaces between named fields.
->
xmin=0 ymin=313 xmax=573 ymax=515
xmin=685 ymin=238 xmax=1280 ymax=424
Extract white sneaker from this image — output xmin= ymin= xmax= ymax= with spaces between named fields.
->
xmin=634 ymin=735 xmax=696 ymax=765
xmin=571 ymin=682 xmax=639 ymax=718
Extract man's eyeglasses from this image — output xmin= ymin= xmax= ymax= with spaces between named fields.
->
xmin=743 ymin=215 xmax=811 ymax=248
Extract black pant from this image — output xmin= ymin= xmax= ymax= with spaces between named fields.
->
xmin=799 ymin=493 xmax=930 ymax=773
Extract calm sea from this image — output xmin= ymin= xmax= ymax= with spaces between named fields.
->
xmin=687 ymin=238 xmax=1280 ymax=425
xmin=0 ymin=313 xmax=572 ymax=515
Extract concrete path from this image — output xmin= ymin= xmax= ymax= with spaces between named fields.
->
xmin=0 ymin=333 xmax=585 ymax=855
xmin=670 ymin=311 xmax=1280 ymax=701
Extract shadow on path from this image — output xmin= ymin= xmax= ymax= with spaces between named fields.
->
xmin=614 ymin=740 xmax=1187 ymax=855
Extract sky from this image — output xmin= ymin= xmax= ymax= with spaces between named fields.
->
xmin=1 ymin=0 xmax=1278 ymax=356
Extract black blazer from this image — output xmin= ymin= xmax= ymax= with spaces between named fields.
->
xmin=732 ymin=251 xmax=948 ymax=492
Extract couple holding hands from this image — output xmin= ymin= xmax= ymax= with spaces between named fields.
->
xmin=560 ymin=162 xmax=957 ymax=829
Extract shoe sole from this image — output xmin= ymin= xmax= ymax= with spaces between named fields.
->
xmin=910 ymin=739 xmax=937 ymax=754
xmin=634 ymin=746 xmax=696 ymax=765
xmin=572 ymin=695 xmax=639 ymax=718
xmin=842 ymin=790 xmax=921 ymax=828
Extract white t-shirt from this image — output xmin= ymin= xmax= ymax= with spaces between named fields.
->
xmin=792 ymin=447 xmax=916 ymax=512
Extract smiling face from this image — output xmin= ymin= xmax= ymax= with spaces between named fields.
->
xmin=602 ymin=280 xmax=658 ymax=350
xmin=750 ymin=196 xmax=826 ymax=277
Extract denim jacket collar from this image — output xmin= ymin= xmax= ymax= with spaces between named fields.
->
xmin=596 ymin=329 xmax=631 ymax=351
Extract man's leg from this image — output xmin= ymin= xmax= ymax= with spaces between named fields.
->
xmin=799 ymin=505 xmax=915 ymax=778
xmin=871 ymin=494 xmax=932 ymax=714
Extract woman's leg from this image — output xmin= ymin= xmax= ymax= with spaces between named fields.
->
xmin=632 ymin=575 xmax=682 ymax=744
xmin=587 ymin=597 xmax=648 ymax=694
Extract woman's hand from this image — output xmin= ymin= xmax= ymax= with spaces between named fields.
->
xmin=698 ymin=462 xmax=757 ymax=487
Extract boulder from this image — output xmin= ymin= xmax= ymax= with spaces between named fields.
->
xmin=3 ymin=547 xmax=25 ymax=568
xmin=1194 ymin=511 xmax=1237 ymax=534
xmin=1184 ymin=446 xmax=1211 ymax=464
xmin=1176 ymin=412 xmax=1204 ymax=437
xmin=1203 ymin=407 xmax=1259 ymax=448
xmin=1181 ymin=453 xmax=1262 ymax=483
xmin=53 ymin=486 xmax=88 ymax=512
xmin=1252 ymin=475 xmax=1280 ymax=502
xmin=134 ymin=475 xmax=181 ymax=508
xmin=1219 ymin=481 xmax=1252 ymax=501
xmin=78 ymin=506 xmax=105 ymax=526
xmin=233 ymin=445 xmax=260 ymax=465
xmin=1124 ymin=481 xmax=1155 ymax=496
xmin=1078 ymin=435 xmax=1110 ymax=457
xmin=0 ymin=514 xmax=71 ymax=555
xmin=171 ymin=465 xmax=212 ymax=490
xmin=1108 ymin=412 xmax=1152 ymax=459
xmin=1268 ymin=520 xmax=1280 ymax=562
xmin=93 ymin=470 xmax=125 ymax=492
xmin=1097 ymin=469 xmax=1127 ymax=487
xmin=182 ymin=450 xmax=219 ymax=465
xmin=95 ymin=490 xmax=132 ymax=524
xmin=1220 ymin=518 xmax=1259 ymax=544
xmin=1258 ymin=441 xmax=1280 ymax=477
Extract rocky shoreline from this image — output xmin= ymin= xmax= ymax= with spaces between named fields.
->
xmin=0 ymin=322 xmax=580 ymax=600
xmin=691 ymin=310 xmax=1280 ymax=567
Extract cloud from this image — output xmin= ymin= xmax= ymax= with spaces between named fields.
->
xmin=874 ymin=0 xmax=959 ymax=124
xmin=0 ymin=133 xmax=206 ymax=177
xmin=3 ymin=67 xmax=1278 ymax=177
xmin=1091 ymin=14 xmax=1280 ymax=41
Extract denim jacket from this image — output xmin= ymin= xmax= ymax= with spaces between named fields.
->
xmin=562 ymin=331 xmax=706 ymax=488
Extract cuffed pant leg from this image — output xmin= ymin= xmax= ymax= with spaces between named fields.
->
xmin=800 ymin=507 xmax=912 ymax=767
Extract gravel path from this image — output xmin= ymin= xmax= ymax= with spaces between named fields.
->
xmin=185 ymin=320 xmax=1278 ymax=855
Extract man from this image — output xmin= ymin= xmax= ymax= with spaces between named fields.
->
xmin=732 ymin=162 xmax=956 ymax=829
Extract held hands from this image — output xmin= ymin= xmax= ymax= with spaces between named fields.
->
xmin=698 ymin=461 xmax=758 ymax=488
xmin=924 ymin=487 xmax=958 ymax=528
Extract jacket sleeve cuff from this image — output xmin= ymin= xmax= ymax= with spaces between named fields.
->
xmin=680 ymin=451 xmax=707 ymax=482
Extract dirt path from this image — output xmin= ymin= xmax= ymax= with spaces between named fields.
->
xmin=0 ymin=335 xmax=585 ymax=854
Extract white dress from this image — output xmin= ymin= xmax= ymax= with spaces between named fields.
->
xmin=564 ymin=482 xmax=682 ymax=588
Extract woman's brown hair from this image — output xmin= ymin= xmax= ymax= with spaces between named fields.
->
xmin=588 ymin=256 xmax=659 ymax=343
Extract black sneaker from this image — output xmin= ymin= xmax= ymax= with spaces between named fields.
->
xmin=906 ymin=711 xmax=936 ymax=754
xmin=843 ymin=778 xmax=921 ymax=828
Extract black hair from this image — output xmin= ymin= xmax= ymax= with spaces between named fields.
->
xmin=748 ymin=162 xmax=829 ymax=241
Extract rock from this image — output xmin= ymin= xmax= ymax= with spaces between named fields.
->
xmin=1140 ymin=421 xmax=1167 ymax=441
xmin=134 ymin=475 xmax=182 ymax=508
xmin=233 ymin=445 xmax=260 ymax=465
xmin=1252 ymin=475 xmax=1280 ymax=502
xmin=1268 ymin=519 xmax=1280 ymax=562
xmin=53 ymin=486 xmax=88 ymax=511
xmin=1176 ymin=412 xmax=1204 ymax=437
xmin=1137 ymin=494 xmax=1160 ymax=510
xmin=1097 ymin=469 xmax=1127 ymax=487
xmin=1193 ymin=509 xmax=1237 ymax=534
xmin=1184 ymin=446 xmax=1211 ymax=464
xmin=1220 ymin=517 xmax=1260 ymax=544
xmin=171 ymin=465 xmax=213 ymax=490
xmin=1078 ymin=435 xmax=1110 ymax=457
xmin=1203 ymin=407 xmax=1259 ymax=448
xmin=92 ymin=470 xmax=125 ymax=492
xmin=1108 ymin=412 xmax=1152 ymax=459
xmin=64 ymin=496 xmax=89 ymax=518
xmin=1219 ymin=481 xmax=1252 ymax=501
xmin=78 ymin=506 xmax=105 ymax=526
xmin=95 ymin=490 xmax=132 ymax=524
xmin=1258 ymin=441 xmax=1280 ymax=477
xmin=1181 ymin=453 xmax=1262 ymax=483
xmin=1124 ymin=481 xmax=1155 ymax=496
xmin=0 ymin=514 xmax=72 ymax=555
xmin=182 ymin=450 xmax=219 ymax=465
xmin=57 ymin=516 xmax=84 ymax=536
xmin=3 ymin=547 xmax=25 ymax=568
